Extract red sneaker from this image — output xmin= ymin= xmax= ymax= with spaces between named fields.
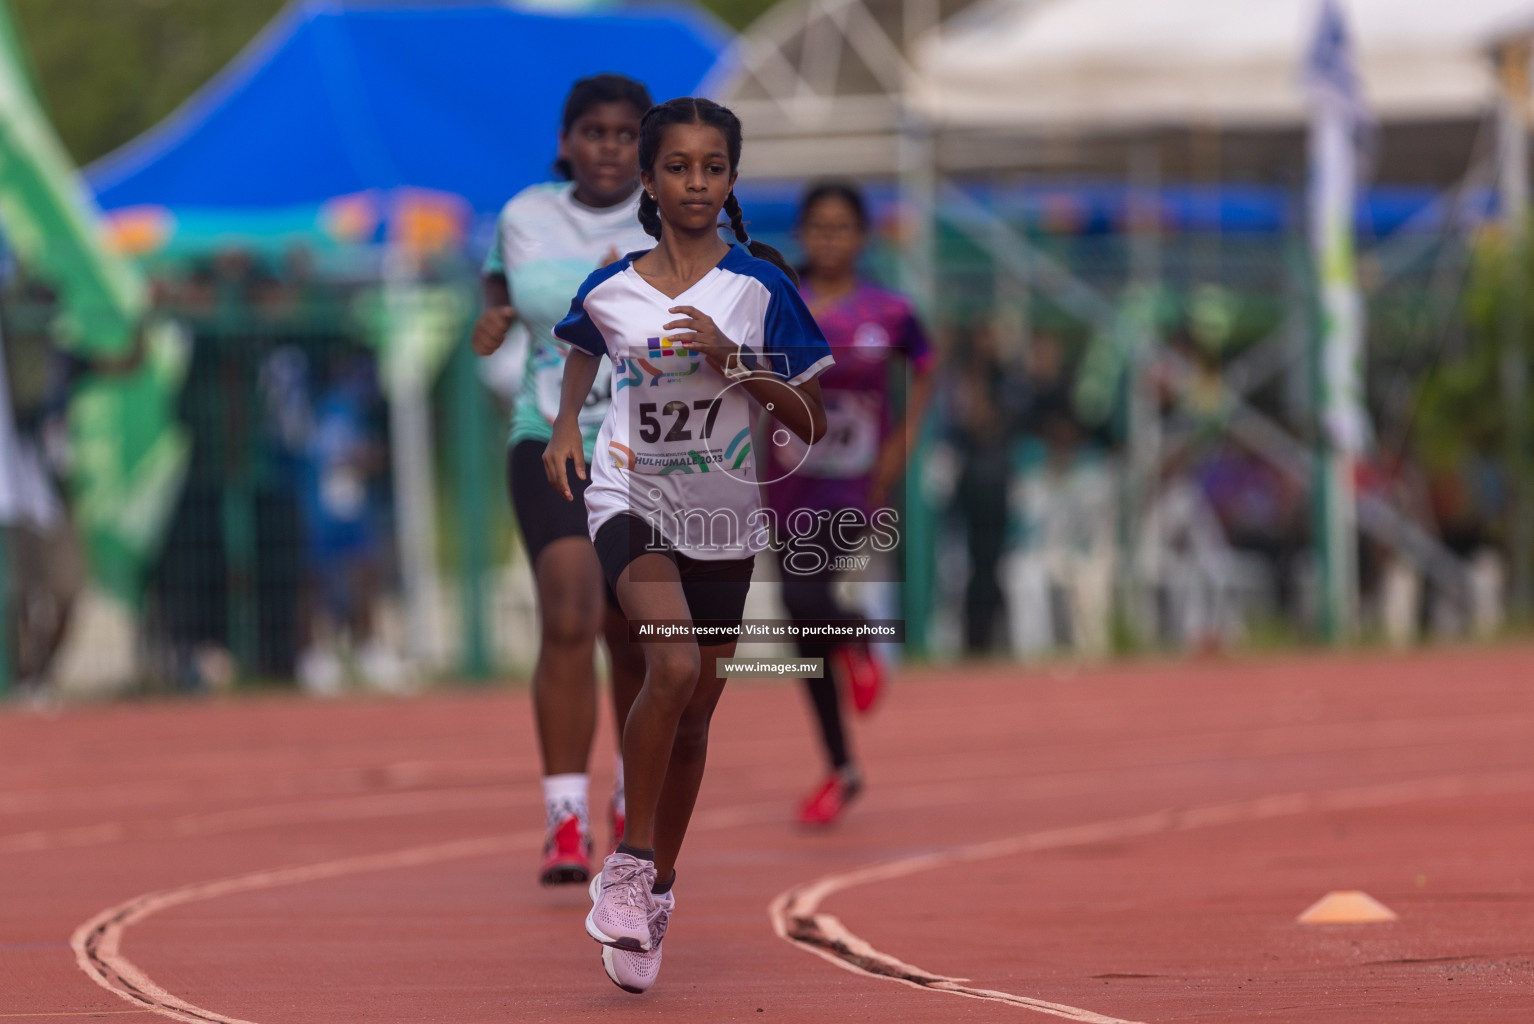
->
xmin=796 ymin=770 xmax=863 ymax=826
xmin=833 ymin=645 xmax=885 ymax=714
xmin=539 ymin=813 xmax=591 ymax=885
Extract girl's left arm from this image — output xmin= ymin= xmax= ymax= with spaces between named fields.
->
xmin=666 ymin=304 xmax=826 ymax=445
xmin=542 ymin=348 xmax=602 ymax=500
xmin=742 ymin=373 xmax=825 ymax=446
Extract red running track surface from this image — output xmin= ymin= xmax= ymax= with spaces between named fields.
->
xmin=1 ymin=646 xmax=1532 ymax=1023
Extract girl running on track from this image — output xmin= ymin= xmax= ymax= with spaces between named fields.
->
xmin=544 ymin=96 xmax=832 ymax=994
xmin=470 ymin=74 xmax=653 ymax=887
xmin=768 ymin=181 xmax=935 ymax=827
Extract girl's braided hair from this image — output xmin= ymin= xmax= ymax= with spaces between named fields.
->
xmin=636 ymin=97 xmax=798 ymax=286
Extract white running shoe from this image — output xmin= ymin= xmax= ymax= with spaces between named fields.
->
xmin=585 ymin=851 xmax=656 ymax=950
xmin=297 ymin=645 xmax=344 ymax=697
xmin=357 ymin=640 xmax=413 ymax=694
xmin=600 ymin=886 xmax=673 ymax=994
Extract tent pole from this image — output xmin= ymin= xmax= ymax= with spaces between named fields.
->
xmin=1307 ymin=87 xmax=1363 ymax=644
xmin=383 ymin=243 xmax=444 ymax=673
xmin=1495 ymin=40 xmax=1532 ymax=623
xmin=897 ymin=110 xmax=936 ymax=658
xmin=1126 ymin=141 xmax=1162 ymax=647
xmin=449 ymin=323 xmax=491 ymax=680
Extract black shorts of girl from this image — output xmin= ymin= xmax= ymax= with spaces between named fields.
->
xmin=508 ymin=439 xmax=591 ymax=565
xmin=594 ymin=512 xmax=755 ymax=646
xmin=508 ymin=440 xmax=621 ymax=611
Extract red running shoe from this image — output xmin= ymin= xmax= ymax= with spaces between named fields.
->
xmin=540 ymin=813 xmax=592 ymax=885
xmin=833 ymin=645 xmax=885 ymax=714
xmin=796 ymin=769 xmax=863 ymax=826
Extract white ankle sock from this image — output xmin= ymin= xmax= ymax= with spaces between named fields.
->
xmin=543 ymin=773 xmax=589 ymax=833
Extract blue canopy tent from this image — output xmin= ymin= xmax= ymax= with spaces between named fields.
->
xmin=85 ymin=0 xmax=730 ymax=253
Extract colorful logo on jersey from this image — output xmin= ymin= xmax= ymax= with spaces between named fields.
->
xmin=609 ymin=440 xmax=635 ymax=470
xmin=647 ymin=335 xmax=701 ymax=360
xmin=634 ymin=336 xmax=703 ymax=386
xmin=724 ymin=426 xmax=753 ymax=469
xmin=653 ymin=429 xmax=751 ymax=476
xmin=613 ymin=356 xmax=644 ymax=393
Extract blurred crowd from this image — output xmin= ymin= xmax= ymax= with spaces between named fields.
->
xmin=926 ymin=313 xmax=1510 ymax=660
xmin=2 ymin=241 xmax=1521 ymax=698
xmin=2 ymin=248 xmax=405 ymax=701
xmin=154 ymin=250 xmax=402 ymax=694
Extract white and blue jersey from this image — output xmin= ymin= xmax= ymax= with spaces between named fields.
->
xmin=555 ymin=245 xmax=834 ymax=560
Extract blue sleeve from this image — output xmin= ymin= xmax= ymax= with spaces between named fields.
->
xmin=553 ymin=294 xmax=606 ymax=357
xmin=761 ymin=273 xmax=833 ymax=384
xmin=553 ymin=261 xmax=626 ymax=357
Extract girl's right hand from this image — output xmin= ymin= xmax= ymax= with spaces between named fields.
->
xmin=471 ymin=305 xmax=516 ymax=356
xmin=542 ymin=418 xmax=587 ymax=501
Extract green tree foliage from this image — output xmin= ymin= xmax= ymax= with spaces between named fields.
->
xmin=1413 ymin=229 xmax=1530 ymax=474
xmin=686 ymin=0 xmax=776 ymax=31
xmin=9 ymin=0 xmax=771 ymax=169
xmin=11 ymin=0 xmax=300 ymax=165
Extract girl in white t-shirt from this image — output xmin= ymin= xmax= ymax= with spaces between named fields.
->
xmin=543 ymin=96 xmax=832 ymax=994
xmin=468 ymin=74 xmax=654 ymax=888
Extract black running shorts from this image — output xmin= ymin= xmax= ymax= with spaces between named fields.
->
xmin=508 ymin=438 xmax=592 ymax=567
xmin=593 ymin=512 xmax=755 ymax=645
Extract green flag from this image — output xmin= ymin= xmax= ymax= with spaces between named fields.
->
xmin=0 ymin=0 xmax=186 ymax=602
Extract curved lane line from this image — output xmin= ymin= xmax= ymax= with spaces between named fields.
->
xmin=71 ymin=831 xmax=541 ymax=1024
xmin=768 ymin=769 xmax=1534 ymax=1023
xmin=68 ymin=768 xmax=1534 ymax=1024
xmin=67 ymin=798 xmax=793 ymax=1024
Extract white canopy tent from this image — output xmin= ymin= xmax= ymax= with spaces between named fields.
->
xmin=712 ymin=0 xmax=1534 ymax=179
xmin=914 ymin=0 xmax=1534 ymax=131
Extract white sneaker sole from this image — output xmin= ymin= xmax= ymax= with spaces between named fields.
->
xmin=585 ymin=872 xmax=651 ymax=951
xmin=601 ymin=946 xmax=651 ymax=994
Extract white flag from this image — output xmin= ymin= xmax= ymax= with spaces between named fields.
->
xmin=1304 ymin=0 xmax=1373 ymax=456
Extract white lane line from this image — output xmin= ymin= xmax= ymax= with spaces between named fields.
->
xmin=69 ymin=766 xmax=1534 ymax=1023
xmin=0 ymin=756 xmax=522 ymax=818
xmin=3 ymin=786 xmax=534 ymax=856
xmin=768 ymin=769 xmax=1534 ymax=1023
xmin=65 ymin=794 xmax=795 ymax=1024
xmin=71 ymin=831 xmax=543 ymax=1024
xmin=65 ymin=789 xmax=975 ymax=1022
xmin=23 ymin=703 xmax=1526 ymax=856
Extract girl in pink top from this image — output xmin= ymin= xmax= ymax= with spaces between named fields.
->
xmin=765 ymin=182 xmax=936 ymax=826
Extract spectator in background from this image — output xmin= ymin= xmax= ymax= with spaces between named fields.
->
xmin=1022 ymin=406 xmax=1119 ymax=658
xmin=148 ymin=249 xmax=323 ymax=690
xmin=295 ymin=351 xmax=400 ymax=694
xmin=150 ymin=254 xmax=246 ymax=689
xmin=1 ymin=272 xmax=145 ymax=705
xmin=1003 ymin=331 xmax=1121 ymax=658
xmin=1192 ymin=441 xmax=1304 ymax=626
xmin=946 ymin=319 xmax=1024 ymax=653
xmin=1425 ymin=455 xmax=1508 ymax=638
xmin=250 ymin=265 xmax=310 ymax=683
xmin=1354 ymin=450 xmax=1438 ymax=645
